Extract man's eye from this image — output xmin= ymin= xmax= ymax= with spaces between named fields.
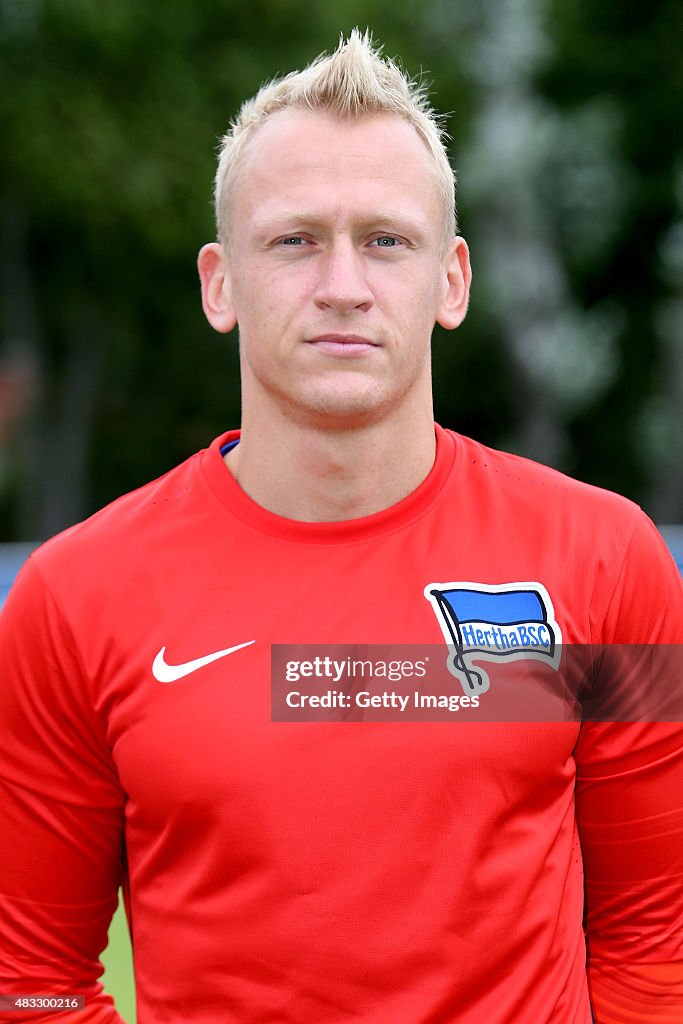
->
xmin=372 ymin=236 xmax=399 ymax=248
xmin=280 ymin=236 xmax=305 ymax=246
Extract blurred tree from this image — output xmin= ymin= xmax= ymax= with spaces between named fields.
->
xmin=425 ymin=0 xmax=683 ymax=517
xmin=427 ymin=0 xmax=624 ymax=471
xmin=534 ymin=0 xmax=683 ymax=519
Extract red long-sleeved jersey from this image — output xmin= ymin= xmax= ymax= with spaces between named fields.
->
xmin=1 ymin=425 xmax=682 ymax=1023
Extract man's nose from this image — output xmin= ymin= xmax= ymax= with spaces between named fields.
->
xmin=313 ymin=240 xmax=374 ymax=315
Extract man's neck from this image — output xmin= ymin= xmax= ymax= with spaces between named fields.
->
xmin=224 ymin=408 xmax=437 ymax=523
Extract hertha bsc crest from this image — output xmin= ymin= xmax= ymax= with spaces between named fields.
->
xmin=424 ymin=582 xmax=562 ymax=696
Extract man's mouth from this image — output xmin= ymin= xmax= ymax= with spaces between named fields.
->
xmin=305 ymin=334 xmax=379 ymax=356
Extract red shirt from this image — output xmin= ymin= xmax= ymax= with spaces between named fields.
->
xmin=1 ymin=425 xmax=682 ymax=1023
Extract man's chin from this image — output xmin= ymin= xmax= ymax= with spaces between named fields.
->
xmin=285 ymin=385 xmax=394 ymax=430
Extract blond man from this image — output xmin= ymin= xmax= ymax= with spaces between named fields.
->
xmin=1 ymin=31 xmax=682 ymax=1024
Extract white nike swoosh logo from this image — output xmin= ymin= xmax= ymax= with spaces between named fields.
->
xmin=152 ymin=641 xmax=255 ymax=683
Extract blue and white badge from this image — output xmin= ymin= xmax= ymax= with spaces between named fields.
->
xmin=424 ymin=581 xmax=562 ymax=695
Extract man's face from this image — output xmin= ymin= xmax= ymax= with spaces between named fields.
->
xmin=206 ymin=108 xmax=470 ymax=429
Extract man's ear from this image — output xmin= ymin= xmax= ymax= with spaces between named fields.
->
xmin=436 ymin=237 xmax=472 ymax=330
xmin=197 ymin=243 xmax=238 ymax=334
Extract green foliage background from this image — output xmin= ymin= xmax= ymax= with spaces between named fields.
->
xmin=1 ymin=0 xmax=681 ymax=542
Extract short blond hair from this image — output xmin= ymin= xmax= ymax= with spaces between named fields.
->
xmin=214 ymin=29 xmax=457 ymax=245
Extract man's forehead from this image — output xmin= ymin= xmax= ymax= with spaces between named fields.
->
xmin=233 ymin=108 xmax=442 ymax=215
xmin=239 ymin=107 xmax=434 ymax=175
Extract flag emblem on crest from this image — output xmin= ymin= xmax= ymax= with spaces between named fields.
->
xmin=424 ymin=582 xmax=562 ymax=695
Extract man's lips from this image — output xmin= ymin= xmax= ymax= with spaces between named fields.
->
xmin=305 ymin=334 xmax=379 ymax=356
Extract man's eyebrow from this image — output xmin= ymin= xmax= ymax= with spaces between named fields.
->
xmin=253 ymin=208 xmax=431 ymax=235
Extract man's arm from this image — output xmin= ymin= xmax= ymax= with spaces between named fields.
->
xmin=0 ymin=557 xmax=127 ymax=1023
xmin=576 ymin=720 xmax=683 ymax=1023
xmin=575 ymin=512 xmax=683 ymax=1023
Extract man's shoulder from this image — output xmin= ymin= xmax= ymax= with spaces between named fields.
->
xmin=31 ymin=439 xmax=220 ymax=580
xmin=448 ymin=428 xmax=642 ymax=521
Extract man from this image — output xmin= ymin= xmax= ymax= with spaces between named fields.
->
xmin=1 ymin=30 xmax=681 ymax=1024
